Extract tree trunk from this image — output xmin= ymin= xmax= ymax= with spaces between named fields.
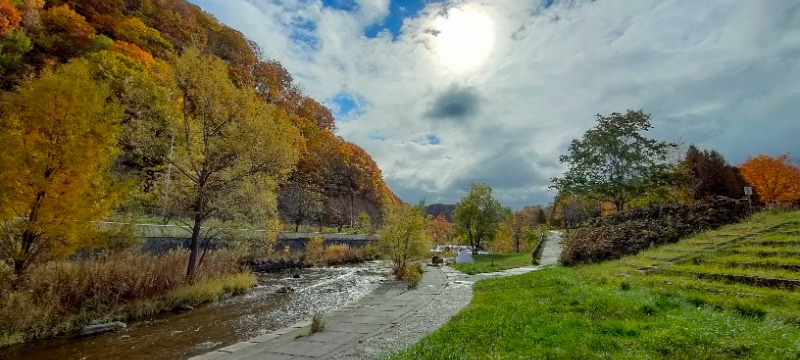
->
xmin=186 ymin=213 xmax=203 ymax=279
xmin=349 ymin=193 xmax=354 ymax=229
xmin=14 ymin=259 xmax=25 ymax=276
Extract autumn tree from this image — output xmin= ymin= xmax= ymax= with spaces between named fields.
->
xmin=683 ymin=145 xmax=742 ymax=200
xmin=509 ymin=206 xmax=543 ymax=253
xmin=378 ymin=203 xmax=428 ymax=275
xmin=0 ymin=60 xmax=123 ymax=275
xmin=551 ymin=110 xmax=677 ymax=211
xmin=0 ymin=0 xmax=21 ymax=36
xmin=552 ymin=194 xmax=597 ymax=228
xmin=82 ymin=50 xmax=178 ymax=212
xmin=278 ymin=181 xmax=324 ymax=232
xmin=454 ymin=183 xmax=505 ymax=255
xmin=426 ymin=213 xmax=452 ymax=246
xmin=35 ymin=4 xmax=96 ymax=61
xmin=740 ymin=154 xmax=800 ymax=204
xmin=168 ymin=47 xmax=300 ymax=278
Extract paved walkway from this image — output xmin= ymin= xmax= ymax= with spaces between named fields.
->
xmin=540 ymin=231 xmax=563 ymax=266
xmin=191 ymin=233 xmax=564 ymax=360
xmin=191 ymin=267 xmax=450 ymax=360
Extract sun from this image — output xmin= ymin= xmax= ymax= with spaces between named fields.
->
xmin=433 ymin=7 xmax=495 ymax=73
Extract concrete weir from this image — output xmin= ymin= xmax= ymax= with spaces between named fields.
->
xmin=190 ymin=268 xmax=450 ymax=360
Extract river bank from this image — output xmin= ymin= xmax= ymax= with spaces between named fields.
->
xmin=0 ymin=261 xmax=392 ymax=359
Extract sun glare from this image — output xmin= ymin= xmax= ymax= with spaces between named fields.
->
xmin=433 ymin=7 xmax=495 ymax=73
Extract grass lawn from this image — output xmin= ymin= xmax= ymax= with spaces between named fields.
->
xmin=451 ymin=253 xmax=534 ymax=275
xmin=392 ymin=210 xmax=800 ymax=359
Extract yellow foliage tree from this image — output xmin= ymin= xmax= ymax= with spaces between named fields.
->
xmin=378 ymin=204 xmax=429 ymax=275
xmin=169 ymin=47 xmax=301 ymax=279
xmin=0 ymin=60 xmax=123 ymax=275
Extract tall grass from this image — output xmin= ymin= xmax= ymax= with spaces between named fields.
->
xmin=0 ymin=250 xmax=254 ymax=347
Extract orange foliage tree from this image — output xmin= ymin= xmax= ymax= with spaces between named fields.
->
xmin=740 ymin=154 xmax=800 ymax=204
xmin=0 ymin=0 xmax=21 ymax=36
xmin=426 ymin=213 xmax=452 ymax=246
xmin=111 ymin=40 xmax=155 ymax=67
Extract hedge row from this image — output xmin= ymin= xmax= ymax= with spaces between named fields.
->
xmin=560 ymin=196 xmax=748 ymax=266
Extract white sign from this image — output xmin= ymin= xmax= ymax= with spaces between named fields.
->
xmin=456 ymin=249 xmax=474 ymax=264
xmin=744 ymin=186 xmax=753 ymax=196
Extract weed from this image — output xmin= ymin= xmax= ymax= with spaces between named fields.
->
xmin=0 ymin=250 xmax=253 ymax=347
xmin=311 ymin=312 xmax=325 ymax=333
xmin=402 ymin=264 xmax=422 ymax=289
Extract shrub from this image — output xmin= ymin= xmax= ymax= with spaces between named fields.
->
xmin=311 ymin=312 xmax=325 ymax=333
xmin=399 ymin=264 xmax=423 ymax=289
xmin=561 ymin=197 xmax=748 ymax=265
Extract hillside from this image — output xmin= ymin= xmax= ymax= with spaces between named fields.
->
xmin=0 ymin=0 xmax=400 ymax=229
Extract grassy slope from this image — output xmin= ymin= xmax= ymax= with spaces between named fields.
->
xmin=392 ymin=211 xmax=800 ymax=359
xmin=452 ymin=253 xmax=534 ymax=275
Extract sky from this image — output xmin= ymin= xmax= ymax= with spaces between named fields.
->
xmin=189 ymin=0 xmax=800 ymax=209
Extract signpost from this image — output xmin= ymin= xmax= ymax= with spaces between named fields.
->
xmin=744 ymin=186 xmax=753 ymax=214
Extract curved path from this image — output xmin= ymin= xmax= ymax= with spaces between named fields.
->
xmin=192 ymin=233 xmax=563 ymax=360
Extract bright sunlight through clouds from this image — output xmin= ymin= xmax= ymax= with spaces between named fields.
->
xmin=433 ymin=6 xmax=495 ymax=73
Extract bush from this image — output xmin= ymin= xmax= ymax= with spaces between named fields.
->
xmin=399 ymin=264 xmax=423 ymax=289
xmin=561 ymin=197 xmax=748 ymax=265
xmin=311 ymin=312 xmax=325 ymax=333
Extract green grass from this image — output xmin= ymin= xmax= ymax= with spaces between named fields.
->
xmin=391 ymin=211 xmax=800 ymax=359
xmin=451 ymin=253 xmax=534 ymax=275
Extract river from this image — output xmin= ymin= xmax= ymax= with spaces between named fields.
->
xmin=0 ymin=261 xmax=392 ymax=360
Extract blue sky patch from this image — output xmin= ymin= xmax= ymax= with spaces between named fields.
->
xmin=322 ymin=0 xmax=358 ymax=12
xmin=329 ymin=92 xmax=367 ymax=121
xmin=426 ymin=134 xmax=442 ymax=145
xmin=290 ymin=17 xmax=319 ymax=51
xmin=364 ymin=0 xmax=440 ymax=39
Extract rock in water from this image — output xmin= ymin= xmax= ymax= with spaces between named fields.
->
xmin=175 ymin=304 xmax=195 ymax=312
xmin=79 ymin=322 xmax=127 ymax=337
xmin=276 ymin=286 xmax=295 ymax=294
xmin=292 ymin=273 xmax=301 ymax=279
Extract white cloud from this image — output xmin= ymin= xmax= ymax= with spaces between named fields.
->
xmin=192 ymin=0 xmax=800 ymax=208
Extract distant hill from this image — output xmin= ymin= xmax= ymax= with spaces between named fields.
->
xmin=425 ymin=204 xmax=456 ymax=221
xmin=0 ymin=0 xmax=400 ymax=227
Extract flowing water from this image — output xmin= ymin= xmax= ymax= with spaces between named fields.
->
xmin=1 ymin=261 xmax=392 ymax=360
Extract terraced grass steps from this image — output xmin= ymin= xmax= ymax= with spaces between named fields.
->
xmin=653 ymin=267 xmax=800 ymax=290
xmin=725 ymin=249 xmax=800 ymax=257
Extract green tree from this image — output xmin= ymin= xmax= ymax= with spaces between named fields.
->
xmin=168 ymin=47 xmax=301 ymax=279
xmin=0 ymin=60 xmax=123 ymax=275
xmin=454 ymin=183 xmax=505 ymax=255
xmin=551 ymin=110 xmax=677 ymax=211
xmin=0 ymin=29 xmax=31 ymax=89
xmin=378 ymin=203 xmax=428 ymax=275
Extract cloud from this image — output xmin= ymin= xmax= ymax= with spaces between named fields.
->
xmin=425 ymin=84 xmax=481 ymax=120
xmin=190 ymin=0 xmax=800 ymax=209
